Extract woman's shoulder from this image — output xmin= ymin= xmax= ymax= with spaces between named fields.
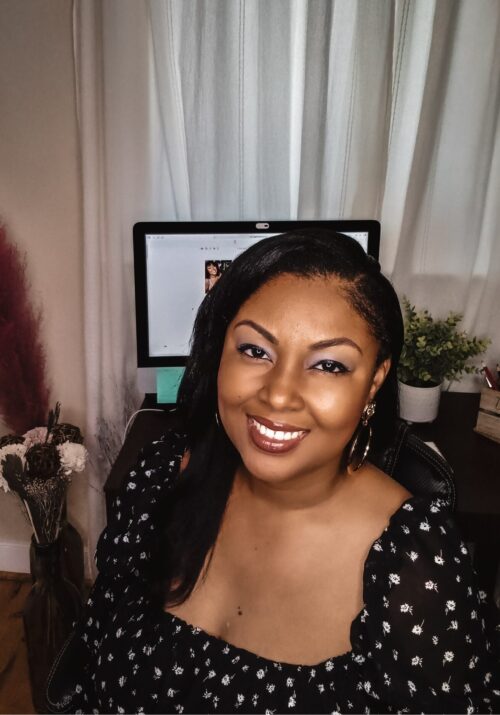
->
xmin=95 ymin=429 xmax=188 ymax=576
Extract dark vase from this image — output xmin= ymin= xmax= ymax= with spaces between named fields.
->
xmin=24 ymin=537 xmax=83 ymax=713
xmin=29 ymin=516 xmax=85 ymax=599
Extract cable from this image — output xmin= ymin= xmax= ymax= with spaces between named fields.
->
xmin=123 ymin=407 xmax=176 ymax=443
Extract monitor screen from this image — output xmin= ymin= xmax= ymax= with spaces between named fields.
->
xmin=134 ymin=220 xmax=380 ymax=367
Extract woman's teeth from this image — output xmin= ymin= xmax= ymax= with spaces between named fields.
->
xmin=250 ymin=418 xmax=304 ymax=441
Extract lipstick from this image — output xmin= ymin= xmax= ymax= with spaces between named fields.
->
xmin=247 ymin=416 xmax=309 ymax=454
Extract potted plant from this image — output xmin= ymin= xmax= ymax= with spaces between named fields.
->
xmin=398 ymin=298 xmax=489 ymax=422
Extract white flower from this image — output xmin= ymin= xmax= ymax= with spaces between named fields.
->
xmin=400 ymin=603 xmax=413 ymax=614
xmin=441 ymin=681 xmax=450 ymax=693
xmin=57 ymin=442 xmax=88 ymax=474
xmin=22 ymin=427 xmax=48 ymax=448
xmin=445 ymin=600 xmax=456 ymax=614
xmin=425 ymin=580 xmax=438 ymax=591
xmin=408 ymin=680 xmax=416 ymax=694
xmin=408 ymin=551 xmax=419 ymax=561
xmin=419 ymin=519 xmax=431 ymax=531
xmin=443 ymin=651 xmax=454 ymax=665
xmin=389 ymin=573 xmax=400 ymax=585
xmin=434 ymin=553 xmax=445 ymax=566
xmin=411 ymin=656 xmax=423 ymax=666
xmin=382 ymin=621 xmax=391 ymax=634
xmin=412 ymin=624 xmax=423 ymax=635
xmin=256 ymin=669 xmax=265 ymax=679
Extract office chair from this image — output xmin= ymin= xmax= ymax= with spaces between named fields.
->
xmin=372 ymin=419 xmax=456 ymax=509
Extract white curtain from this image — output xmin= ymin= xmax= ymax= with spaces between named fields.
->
xmin=73 ymin=0 xmax=500 ymax=567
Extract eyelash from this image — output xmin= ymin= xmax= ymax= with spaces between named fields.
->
xmin=236 ymin=344 xmax=350 ymax=375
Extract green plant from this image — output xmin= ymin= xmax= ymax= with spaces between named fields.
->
xmin=398 ymin=298 xmax=490 ymax=387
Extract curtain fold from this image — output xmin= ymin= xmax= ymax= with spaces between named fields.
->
xmin=73 ymin=0 xmax=500 ymax=561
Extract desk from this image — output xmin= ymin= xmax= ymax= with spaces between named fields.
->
xmin=105 ymin=391 xmax=500 ymax=597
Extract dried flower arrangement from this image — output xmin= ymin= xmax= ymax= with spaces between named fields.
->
xmin=0 ymin=224 xmax=50 ymax=433
xmin=0 ymin=403 xmax=88 ymax=544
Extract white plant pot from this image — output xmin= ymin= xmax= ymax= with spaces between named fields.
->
xmin=398 ymin=381 xmax=443 ymax=423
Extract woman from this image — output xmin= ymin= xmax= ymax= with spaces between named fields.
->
xmin=205 ymin=260 xmax=221 ymax=292
xmin=47 ymin=230 xmax=499 ymax=713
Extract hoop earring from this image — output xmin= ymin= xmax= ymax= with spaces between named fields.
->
xmin=347 ymin=401 xmax=376 ymax=472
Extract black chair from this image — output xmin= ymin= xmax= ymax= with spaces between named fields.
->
xmin=372 ymin=419 xmax=456 ymax=509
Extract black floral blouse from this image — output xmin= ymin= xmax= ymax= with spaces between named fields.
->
xmin=63 ymin=432 xmax=500 ymax=713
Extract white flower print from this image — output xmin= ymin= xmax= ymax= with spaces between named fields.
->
xmin=401 ymin=525 xmax=410 ymax=535
xmin=400 ymin=603 xmax=413 ymax=614
xmin=432 ymin=635 xmax=439 ymax=645
xmin=325 ymin=660 xmax=334 ymax=671
xmin=256 ymin=669 xmax=265 ymax=679
xmin=443 ymin=651 xmax=454 ymax=665
xmin=412 ymin=623 xmax=424 ymax=635
xmin=407 ymin=551 xmax=419 ymax=561
xmin=469 ymin=655 xmax=478 ymax=669
xmin=384 ymin=673 xmax=391 ymax=687
xmin=419 ymin=519 xmax=430 ymax=531
xmin=434 ymin=552 xmax=445 ymax=566
xmin=236 ymin=694 xmax=245 ymax=704
xmin=167 ymin=689 xmax=178 ymax=697
xmin=288 ymin=691 xmax=296 ymax=708
xmin=425 ymin=580 xmax=438 ymax=592
xmin=408 ymin=680 xmax=416 ymax=695
xmin=203 ymin=670 xmax=216 ymax=681
xmin=389 ymin=573 xmax=400 ymax=586
xmin=411 ymin=656 xmax=423 ymax=667
xmin=221 ymin=674 xmax=233 ymax=686
xmin=441 ymin=680 xmax=451 ymax=693
xmin=373 ymin=542 xmax=383 ymax=551
xmin=173 ymin=663 xmax=184 ymax=675
xmin=363 ymin=681 xmax=371 ymax=693
xmin=286 ymin=677 xmax=294 ymax=687
xmin=382 ymin=621 xmax=391 ymax=634
xmin=448 ymin=620 xmax=458 ymax=630
xmin=317 ymin=684 xmax=325 ymax=693
xmin=118 ymin=676 xmax=126 ymax=687
xmin=266 ymin=684 xmax=276 ymax=693
xmin=154 ymin=667 xmax=162 ymax=679
xmin=445 ymin=599 xmax=456 ymax=614
xmin=402 ymin=503 xmax=414 ymax=511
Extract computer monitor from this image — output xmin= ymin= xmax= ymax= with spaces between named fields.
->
xmin=133 ymin=220 xmax=380 ymax=369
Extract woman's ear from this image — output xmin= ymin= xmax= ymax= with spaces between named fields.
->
xmin=368 ymin=357 xmax=391 ymax=402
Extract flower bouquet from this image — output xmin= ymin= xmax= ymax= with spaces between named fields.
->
xmin=0 ymin=402 xmax=88 ymax=544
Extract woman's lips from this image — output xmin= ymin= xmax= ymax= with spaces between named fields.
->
xmin=247 ymin=416 xmax=309 ymax=454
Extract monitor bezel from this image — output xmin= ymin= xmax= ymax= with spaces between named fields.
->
xmin=133 ymin=220 xmax=380 ymax=367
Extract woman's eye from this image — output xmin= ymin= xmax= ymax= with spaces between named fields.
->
xmin=312 ymin=360 xmax=349 ymax=374
xmin=237 ymin=344 xmax=271 ymax=361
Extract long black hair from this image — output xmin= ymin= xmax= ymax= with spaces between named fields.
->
xmin=151 ymin=229 xmax=404 ymax=606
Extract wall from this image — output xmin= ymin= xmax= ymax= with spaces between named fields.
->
xmin=0 ymin=0 xmax=86 ymax=569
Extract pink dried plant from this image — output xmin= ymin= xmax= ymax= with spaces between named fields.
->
xmin=0 ymin=224 xmax=50 ymax=433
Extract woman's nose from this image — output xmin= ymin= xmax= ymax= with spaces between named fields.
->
xmin=257 ymin=363 xmax=304 ymax=412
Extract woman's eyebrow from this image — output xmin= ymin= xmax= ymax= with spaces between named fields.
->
xmin=233 ymin=320 xmax=363 ymax=354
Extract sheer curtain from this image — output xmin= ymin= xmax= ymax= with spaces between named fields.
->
xmin=73 ymin=0 xmax=500 ymax=566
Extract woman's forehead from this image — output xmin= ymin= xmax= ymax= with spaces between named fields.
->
xmin=232 ymin=274 xmax=374 ymax=342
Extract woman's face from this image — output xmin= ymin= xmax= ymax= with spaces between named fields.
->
xmin=207 ymin=263 xmax=218 ymax=276
xmin=217 ymin=274 xmax=390 ymax=486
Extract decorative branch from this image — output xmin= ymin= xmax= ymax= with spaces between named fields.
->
xmin=0 ymin=224 xmax=50 ymax=432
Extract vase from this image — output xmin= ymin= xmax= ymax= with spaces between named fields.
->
xmin=23 ymin=537 xmax=83 ymax=713
xmin=29 ymin=516 xmax=85 ymax=598
xmin=398 ymin=380 xmax=443 ymax=423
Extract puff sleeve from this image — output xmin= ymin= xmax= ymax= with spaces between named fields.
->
xmin=46 ymin=430 xmax=187 ymax=713
xmin=357 ymin=497 xmax=500 ymax=714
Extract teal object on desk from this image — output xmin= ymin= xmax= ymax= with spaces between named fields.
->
xmin=156 ymin=367 xmax=185 ymax=403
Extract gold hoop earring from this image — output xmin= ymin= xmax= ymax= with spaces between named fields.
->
xmin=347 ymin=401 xmax=376 ymax=472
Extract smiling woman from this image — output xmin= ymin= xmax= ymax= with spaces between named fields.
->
xmin=47 ymin=230 xmax=500 ymax=714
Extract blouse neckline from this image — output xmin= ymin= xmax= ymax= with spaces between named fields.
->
xmin=156 ymin=494 xmax=439 ymax=670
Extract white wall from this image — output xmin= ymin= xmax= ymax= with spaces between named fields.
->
xmin=0 ymin=0 xmax=87 ymax=569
